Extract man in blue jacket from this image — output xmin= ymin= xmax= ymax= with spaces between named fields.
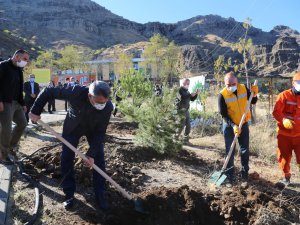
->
xmin=29 ymin=81 xmax=113 ymax=210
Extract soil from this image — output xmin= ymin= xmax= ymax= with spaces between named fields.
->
xmin=10 ymin=120 xmax=300 ymax=225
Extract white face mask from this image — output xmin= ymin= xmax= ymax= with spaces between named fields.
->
xmin=93 ymin=103 xmax=106 ymax=110
xmin=17 ymin=60 xmax=27 ymax=68
xmin=29 ymin=78 xmax=35 ymax=82
xmin=183 ymin=85 xmax=189 ymax=90
xmin=295 ymin=85 xmax=300 ymax=92
xmin=227 ymin=86 xmax=237 ymax=93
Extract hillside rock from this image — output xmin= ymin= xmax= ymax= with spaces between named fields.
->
xmin=0 ymin=0 xmax=299 ymax=76
xmin=255 ymin=36 xmax=300 ymax=76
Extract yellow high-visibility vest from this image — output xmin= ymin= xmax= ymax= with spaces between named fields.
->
xmin=220 ymin=84 xmax=251 ymax=125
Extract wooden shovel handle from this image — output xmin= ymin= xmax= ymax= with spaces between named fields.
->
xmin=38 ymin=120 xmax=133 ymax=200
xmin=222 ymin=80 xmax=258 ymax=171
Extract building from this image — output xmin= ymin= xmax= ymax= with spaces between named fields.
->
xmin=85 ymin=57 xmax=159 ymax=81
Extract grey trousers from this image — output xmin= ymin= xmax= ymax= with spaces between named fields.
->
xmin=177 ymin=110 xmax=191 ymax=139
xmin=0 ymin=101 xmax=27 ymax=157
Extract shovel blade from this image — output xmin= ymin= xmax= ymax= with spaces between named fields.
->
xmin=215 ymin=174 xmax=227 ymax=186
xmin=208 ymin=171 xmax=227 ymax=186
xmin=208 ymin=171 xmax=222 ymax=184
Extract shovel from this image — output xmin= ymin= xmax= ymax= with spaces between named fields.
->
xmin=37 ymin=120 xmax=145 ymax=214
xmin=209 ymin=80 xmax=258 ymax=186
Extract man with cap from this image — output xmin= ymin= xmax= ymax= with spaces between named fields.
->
xmin=273 ymin=71 xmax=300 ymax=186
xmin=29 ymin=81 xmax=113 ymax=210
xmin=218 ymin=72 xmax=258 ymax=185
xmin=24 ymin=74 xmax=40 ymax=122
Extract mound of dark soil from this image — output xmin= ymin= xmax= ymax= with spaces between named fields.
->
xmin=104 ymin=185 xmax=295 ymax=225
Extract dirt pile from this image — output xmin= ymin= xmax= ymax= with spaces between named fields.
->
xmin=106 ymin=185 xmax=295 ymax=225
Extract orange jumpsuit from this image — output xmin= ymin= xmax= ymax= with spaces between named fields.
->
xmin=273 ymin=89 xmax=300 ymax=178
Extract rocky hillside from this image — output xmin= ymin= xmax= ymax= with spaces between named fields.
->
xmin=0 ymin=0 xmax=299 ymax=76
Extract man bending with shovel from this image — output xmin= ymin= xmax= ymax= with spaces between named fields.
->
xmin=218 ymin=72 xmax=258 ymax=186
xmin=29 ymin=81 xmax=113 ymax=210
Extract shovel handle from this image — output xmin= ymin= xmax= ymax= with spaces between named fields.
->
xmin=222 ymin=80 xmax=258 ymax=171
xmin=37 ymin=120 xmax=133 ymax=201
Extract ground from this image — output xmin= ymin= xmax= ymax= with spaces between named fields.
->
xmin=8 ymin=98 xmax=300 ymax=225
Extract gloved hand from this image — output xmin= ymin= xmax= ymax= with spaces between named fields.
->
xmin=283 ymin=118 xmax=294 ymax=129
xmin=233 ymin=125 xmax=241 ymax=137
xmin=251 ymin=85 xmax=258 ymax=96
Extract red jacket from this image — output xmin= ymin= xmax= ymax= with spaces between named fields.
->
xmin=273 ymin=88 xmax=300 ymax=137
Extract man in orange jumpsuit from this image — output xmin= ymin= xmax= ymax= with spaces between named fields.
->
xmin=273 ymin=72 xmax=300 ymax=186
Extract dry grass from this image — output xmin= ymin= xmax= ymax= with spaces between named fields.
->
xmin=249 ymin=116 xmax=278 ymax=163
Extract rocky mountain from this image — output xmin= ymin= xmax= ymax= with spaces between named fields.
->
xmin=0 ymin=0 xmax=299 ymax=76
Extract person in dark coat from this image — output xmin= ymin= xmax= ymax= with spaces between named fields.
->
xmin=176 ymin=78 xmax=199 ymax=143
xmin=63 ymin=77 xmax=70 ymax=111
xmin=23 ymin=74 xmax=40 ymax=122
xmin=47 ymin=81 xmax=56 ymax=113
xmin=29 ymin=81 xmax=113 ymax=210
xmin=0 ymin=49 xmax=29 ymax=162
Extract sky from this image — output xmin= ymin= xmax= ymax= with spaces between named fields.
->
xmin=95 ymin=0 xmax=299 ymax=32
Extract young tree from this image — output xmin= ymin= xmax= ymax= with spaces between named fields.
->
xmin=161 ymin=41 xmax=180 ymax=85
xmin=56 ymin=45 xmax=93 ymax=71
xmin=213 ymin=55 xmax=235 ymax=86
xmin=115 ymin=52 xmax=133 ymax=76
xmin=117 ymin=69 xmax=153 ymax=107
xmin=56 ymin=45 xmax=81 ymax=70
xmin=232 ymin=18 xmax=256 ymax=88
xmin=142 ymin=33 xmax=180 ymax=82
xmin=118 ymin=71 xmax=183 ymax=154
xmin=35 ymin=49 xmax=55 ymax=68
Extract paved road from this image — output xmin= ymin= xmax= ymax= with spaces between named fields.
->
xmin=3 ymin=110 xmax=67 ymax=225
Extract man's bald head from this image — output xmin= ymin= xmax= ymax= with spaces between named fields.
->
xmin=224 ymin=72 xmax=238 ymax=88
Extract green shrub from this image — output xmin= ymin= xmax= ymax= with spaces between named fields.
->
xmin=118 ymin=70 xmax=184 ymax=155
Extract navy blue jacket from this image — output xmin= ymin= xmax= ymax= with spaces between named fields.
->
xmin=30 ymin=85 xmax=113 ymax=158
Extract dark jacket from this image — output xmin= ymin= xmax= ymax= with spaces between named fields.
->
xmin=0 ymin=59 xmax=25 ymax=105
xmin=177 ymin=87 xmax=198 ymax=110
xmin=30 ymin=85 xmax=113 ymax=158
xmin=24 ymin=81 xmax=40 ymax=103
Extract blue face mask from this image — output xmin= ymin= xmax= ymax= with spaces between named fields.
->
xmin=30 ymin=78 xmax=35 ymax=82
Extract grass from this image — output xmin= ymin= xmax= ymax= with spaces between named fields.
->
xmin=249 ymin=116 xmax=278 ymax=163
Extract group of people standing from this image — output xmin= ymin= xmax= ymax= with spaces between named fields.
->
xmin=177 ymin=71 xmax=300 ymax=187
xmin=2 ymin=48 xmax=300 ymax=213
xmin=0 ymin=49 xmax=113 ymax=211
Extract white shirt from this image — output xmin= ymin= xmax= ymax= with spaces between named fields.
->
xmin=30 ymin=82 xmax=34 ymax=94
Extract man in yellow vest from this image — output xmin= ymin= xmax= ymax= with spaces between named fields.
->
xmin=218 ymin=72 xmax=258 ymax=184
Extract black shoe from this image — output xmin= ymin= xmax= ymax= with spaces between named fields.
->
xmin=241 ymin=172 xmax=249 ymax=181
xmin=223 ymin=179 xmax=233 ymax=188
xmin=52 ymin=109 xmax=56 ymax=112
xmin=31 ymin=120 xmax=37 ymax=124
xmin=96 ymin=196 xmax=108 ymax=211
xmin=48 ymin=111 xmax=53 ymax=114
xmin=63 ymin=197 xmax=74 ymax=210
xmin=0 ymin=157 xmax=13 ymax=165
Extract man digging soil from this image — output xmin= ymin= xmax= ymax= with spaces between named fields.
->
xmin=29 ymin=81 xmax=113 ymax=211
xmin=218 ymin=72 xmax=258 ymax=186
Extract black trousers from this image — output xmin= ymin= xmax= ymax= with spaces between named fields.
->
xmin=48 ymin=99 xmax=56 ymax=112
xmin=25 ymin=98 xmax=35 ymax=122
